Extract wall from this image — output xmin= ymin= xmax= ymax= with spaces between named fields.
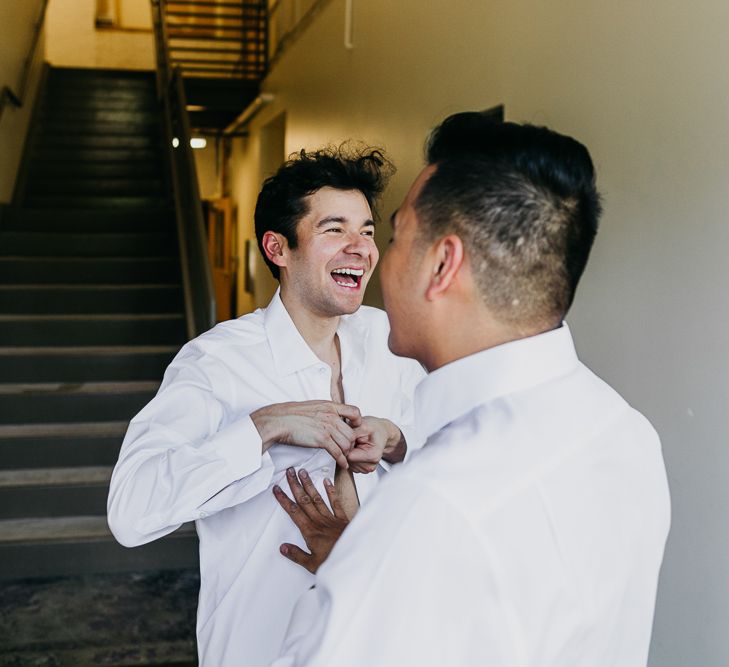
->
xmin=46 ymin=0 xmax=154 ymax=71
xmin=228 ymin=0 xmax=729 ymax=664
xmin=0 ymin=1 xmax=47 ymax=204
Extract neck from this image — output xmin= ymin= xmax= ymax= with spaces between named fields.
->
xmin=423 ymin=308 xmax=553 ymax=372
xmin=279 ymin=289 xmax=340 ymax=360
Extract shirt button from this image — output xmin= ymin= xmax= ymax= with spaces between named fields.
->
xmin=318 ymin=366 xmax=327 ymax=374
xmin=322 ymin=467 xmax=330 ymax=475
xmin=199 ymin=511 xmax=208 ymax=519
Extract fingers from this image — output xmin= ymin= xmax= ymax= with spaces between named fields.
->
xmin=329 ymin=419 xmax=355 ymax=456
xmin=323 ymin=477 xmax=348 ymax=520
xmin=280 ymin=543 xmax=316 ymax=574
xmin=285 ymin=468 xmax=331 ymax=520
xmin=333 ymin=402 xmax=362 ymax=428
xmin=346 ymin=446 xmax=377 ymax=464
xmin=321 ymin=437 xmax=350 ymax=469
xmin=296 ymin=469 xmax=333 ymax=517
xmin=273 ymin=484 xmax=311 ymax=532
xmin=349 ymin=462 xmax=378 ymax=474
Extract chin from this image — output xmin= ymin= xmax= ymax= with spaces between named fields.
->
xmin=387 ymin=331 xmax=410 ymax=358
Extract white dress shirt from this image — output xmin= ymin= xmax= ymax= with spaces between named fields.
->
xmin=275 ymin=324 xmax=671 ymax=667
xmin=107 ymin=291 xmax=425 ymax=667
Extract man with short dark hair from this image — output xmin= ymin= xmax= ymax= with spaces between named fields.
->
xmin=107 ymin=145 xmax=424 ymax=667
xmin=273 ymin=115 xmax=670 ymax=666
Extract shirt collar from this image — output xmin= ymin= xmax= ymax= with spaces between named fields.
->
xmin=264 ymin=289 xmax=322 ymax=376
xmin=415 ymin=324 xmax=580 ymax=441
xmin=263 ymin=289 xmax=370 ymax=378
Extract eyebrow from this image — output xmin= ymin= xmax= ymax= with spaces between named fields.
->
xmin=316 ymin=216 xmax=376 ymax=227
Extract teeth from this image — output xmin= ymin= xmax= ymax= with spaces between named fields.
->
xmin=332 ymin=268 xmax=364 ymax=276
xmin=334 ymin=280 xmax=357 ymax=288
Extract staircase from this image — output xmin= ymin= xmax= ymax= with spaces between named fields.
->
xmin=156 ymin=0 xmax=267 ymax=131
xmin=0 ymin=67 xmax=199 ymax=581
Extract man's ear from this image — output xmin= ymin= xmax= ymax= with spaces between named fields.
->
xmin=425 ymin=234 xmax=465 ymax=301
xmin=261 ymin=231 xmax=288 ymax=269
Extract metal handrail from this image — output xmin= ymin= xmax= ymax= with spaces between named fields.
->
xmin=0 ymin=0 xmax=49 ymax=124
xmin=152 ymin=0 xmax=217 ymax=337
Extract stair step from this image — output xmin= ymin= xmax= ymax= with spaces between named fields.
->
xmin=0 ymin=516 xmax=198 ymax=579
xmin=41 ymin=108 xmax=160 ymax=124
xmin=3 ymin=207 xmax=174 ymax=232
xmin=0 ymin=466 xmax=112 ymax=519
xmin=24 ymin=194 xmax=170 ymax=209
xmin=0 ymin=421 xmax=127 ymax=469
xmin=0 ymin=466 xmax=112 ymax=487
xmin=0 ymin=314 xmax=187 ymax=346
xmin=38 ymin=119 xmax=162 ymax=137
xmin=35 ymin=134 xmax=160 ymax=149
xmin=0 ymin=284 xmax=183 ymax=314
xmin=0 ymin=345 xmax=177 ymax=383
xmin=32 ymin=147 xmax=159 ymax=162
xmin=45 ymin=95 xmax=156 ymax=111
xmin=48 ymin=67 xmax=155 ymax=83
xmin=29 ymin=161 xmax=164 ymax=181
xmin=0 ymin=256 xmax=181 ymax=284
xmin=43 ymin=87 xmax=156 ymax=103
xmin=0 ymin=381 xmax=158 ymax=424
xmin=27 ymin=178 xmax=164 ymax=196
xmin=0 ymin=231 xmax=176 ymax=256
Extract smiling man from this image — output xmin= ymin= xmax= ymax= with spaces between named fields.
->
xmin=107 ymin=146 xmax=424 ymax=667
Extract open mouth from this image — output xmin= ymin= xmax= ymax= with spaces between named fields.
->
xmin=331 ymin=267 xmax=364 ymax=290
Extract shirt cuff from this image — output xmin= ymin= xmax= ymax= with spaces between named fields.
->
xmin=199 ymin=415 xmax=265 ymax=480
xmin=400 ymin=423 xmax=424 ymax=463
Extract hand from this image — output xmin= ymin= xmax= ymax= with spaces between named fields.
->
xmin=347 ymin=417 xmax=406 ymax=473
xmin=273 ymin=467 xmax=349 ymax=573
xmin=251 ymin=401 xmax=362 ymax=469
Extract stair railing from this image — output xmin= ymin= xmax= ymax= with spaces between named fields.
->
xmin=0 ymin=0 xmax=49 ymax=124
xmin=152 ymin=0 xmax=217 ymax=339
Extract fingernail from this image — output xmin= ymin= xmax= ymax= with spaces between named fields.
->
xmin=287 ymin=467 xmax=295 ymax=476
xmin=273 ymin=485 xmax=280 ymax=493
xmin=280 ymin=545 xmax=288 ymax=555
xmin=299 ymin=469 xmax=309 ymax=479
xmin=324 ymin=478 xmax=333 ymax=487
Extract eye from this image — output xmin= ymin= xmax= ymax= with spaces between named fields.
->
xmin=325 ymin=227 xmax=343 ymax=233
xmin=361 ymin=229 xmax=375 ymax=237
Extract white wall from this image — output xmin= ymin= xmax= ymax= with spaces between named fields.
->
xmin=46 ymin=0 xmax=154 ymax=71
xmin=0 ymin=1 xmax=46 ymax=204
xmin=228 ymin=1 xmax=729 ymax=663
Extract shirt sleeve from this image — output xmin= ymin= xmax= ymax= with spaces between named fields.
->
xmin=272 ymin=474 xmax=519 ymax=667
xmin=107 ymin=342 xmax=275 ymax=547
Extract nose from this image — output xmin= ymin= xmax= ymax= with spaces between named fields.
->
xmin=343 ymin=230 xmax=369 ymax=255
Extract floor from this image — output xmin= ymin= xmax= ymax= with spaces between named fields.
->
xmin=0 ymin=569 xmax=199 ymax=666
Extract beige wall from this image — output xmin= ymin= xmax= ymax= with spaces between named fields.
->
xmin=228 ymin=1 xmax=729 ymax=664
xmin=46 ymin=0 xmax=154 ymax=71
xmin=0 ymin=1 xmax=47 ymax=204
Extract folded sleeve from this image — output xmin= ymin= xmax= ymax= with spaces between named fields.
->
xmin=107 ymin=342 xmax=275 ymax=547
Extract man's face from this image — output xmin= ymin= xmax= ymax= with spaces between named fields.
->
xmin=282 ymin=187 xmax=378 ymax=317
xmin=380 ymin=166 xmax=434 ymax=358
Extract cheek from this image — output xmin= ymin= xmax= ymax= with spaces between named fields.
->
xmin=370 ymin=242 xmax=380 ymax=269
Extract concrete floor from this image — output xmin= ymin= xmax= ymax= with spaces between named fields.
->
xmin=0 ymin=569 xmax=198 ymax=666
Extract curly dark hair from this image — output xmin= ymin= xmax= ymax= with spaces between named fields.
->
xmin=254 ymin=144 xmax=395 ymax=280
